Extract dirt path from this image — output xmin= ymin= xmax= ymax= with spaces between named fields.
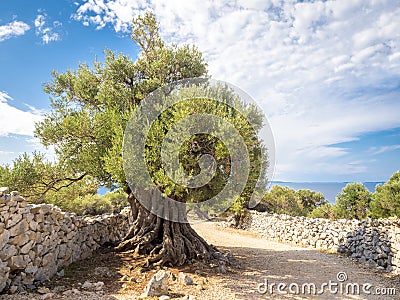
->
xmin=2 ymin=222 xmax=399 ymax=300
xmin=192 ymin=222 xmax=400 ymax=299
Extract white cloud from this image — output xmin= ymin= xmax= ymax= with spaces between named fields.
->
xmin=0 ymin=20 xmax=30 ymax=42
xmin=0 ymin=150 xmax=22 ymax=166
xmin=0 ymin=138 xmax=55 ymax=166
xmin=72 ymin=0 xmax=400 ymax=180
xmin=0 ymin=91 xmax=43 ymax=137
xmin=72 ymin=0 xmax=149 ymax=32
xmin=34 ymin=13 xmax=62 ymax=44
xmin=0 ymin=92 xmax=55 ymax=166
xmin=368 ymin=145 xmax=400 ymax=155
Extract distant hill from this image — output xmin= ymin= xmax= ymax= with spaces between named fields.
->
xmin=270 ymin=181 xmax=384 ymax=203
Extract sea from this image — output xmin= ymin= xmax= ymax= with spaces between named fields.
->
xmin=99 ymin=182 xmax=385 ymax=204
xmin=269 ymin=181 xmax=385 ymax=204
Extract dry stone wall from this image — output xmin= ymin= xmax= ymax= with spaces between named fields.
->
xmin=0 ymin=188 xmax=131 ymax=293
xmin=239 ymin=211 xmax=400 ymax=274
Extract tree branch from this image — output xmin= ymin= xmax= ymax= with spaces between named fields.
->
xmin=25 ymin=173 xmax=88 ymax=199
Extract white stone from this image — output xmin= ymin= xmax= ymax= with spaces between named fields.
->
xmin=179 ymin=272 xmax=193 ymax=285
xmin=0 ymin=244 xmax=17 ymax=261
xmin=141 ymin=270 xmax=169 ymax=297
xmin=20 ymin=240 xmax=35 ymax=254
xmin=0 ymin=229 xmax=10 ymax=250
xmin=9 ymin=254 xmax=30 ymax=270
xmin=5 ymin=213 xmax=22 ymax=229
xmin=9 ymin=232 xmax=30 ymax=246
xmin=9 ymin=219 xmax=29 ymax=237
xmin=41 ymin=293 xmax=55 ymax=300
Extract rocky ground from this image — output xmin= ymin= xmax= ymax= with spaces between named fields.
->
xmin=1 ymin=222 xmax=399 ymax=300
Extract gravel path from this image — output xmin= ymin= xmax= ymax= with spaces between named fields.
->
xmin=1 ymin=222 xmax=399 ymax=300
xmin=192 ymin=222 xmax=400 ymax=299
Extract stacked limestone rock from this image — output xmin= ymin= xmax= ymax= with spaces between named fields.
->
xmin=240 ymin=211 xmax=400 ymax=274
xmin=0 ymin=188 xmax=131 ymax=293
xmin=342 ymin=218 xmax=400 ymax=272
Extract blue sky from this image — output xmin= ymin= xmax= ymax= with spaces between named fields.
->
xmin=0 ymin=0 xmax=399 ymax=183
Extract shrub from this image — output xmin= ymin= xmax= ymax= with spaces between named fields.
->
xmin=255 ymin=186 xmax=327 ymax=216
xmin=103 ymin=189 xmax=128 ymax=213
xmin=369 ymin=171 xmax=400 ymax=218
xmin=308 ymin=203 xmax=336 ymax=219
xmin=334 ymin=183 xmax=371 ymax=220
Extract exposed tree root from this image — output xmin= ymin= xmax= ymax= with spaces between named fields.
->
xmin=116 ymin=192 xmax=229 ymax=269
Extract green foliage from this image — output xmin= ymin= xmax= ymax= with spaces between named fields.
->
xmin=369 ymin=171 xmax=400 ymax=218
xmin=0 ymin=152 xmax=53 ymax=198
xmin=260 ymin=186 xmax=300 ymax=215
xmin=230 ymin=196 xmax=247 ymax=213
xmin=0 ymin=152 xmax=97 ymax=203
xmin=334 ymin=183 xmax=371 ymax=220
xmin=308 ymin=203 xmax=336 ymax=219
xmin=63 ymin=189 xmax=128 ymax=216
xmin=103 ymin=188 xmax=129 ymax=212
xmin=137 ymin=93 xmax=266 ymax=208
xmin=256 ymin=186 xmax=327 ymax=216
xmin=0 ymin=151 xmax=129 ymax=215
xmin=296 ymin=189 xmax=326 ymax=214
xmin=0 ymin=12 xmax=266 ymax=217
xmin=35 ymin=12 xmax=208 ymax=192
xmin=307 ymin=172 xmax=400 ymax=220
xmin=33 ymin=11 xmax=267 ymax=214
xmin=62 ymin=194 xmax=113 ymax=216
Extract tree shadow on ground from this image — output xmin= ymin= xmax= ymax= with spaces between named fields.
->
xmin=208 ymin=245 xmax=400 ymax=300
xmin=44 ymin=236 xmax=400 ymax=299
xmin=46 ymin=246 xmax=156 ymax=298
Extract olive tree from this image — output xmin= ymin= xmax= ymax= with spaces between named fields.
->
xmin=35 ymin=12 xmax=267 ymax=267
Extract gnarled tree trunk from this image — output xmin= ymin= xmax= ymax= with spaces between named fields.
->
xmin=116 ymin=189 xmax=228 ymax=268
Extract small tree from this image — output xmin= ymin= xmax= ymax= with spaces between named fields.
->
xmin=295 ymin=189 xmax=327 ymax=215
xmin=369 ymin=171 xmax=400 ymax=218
xmin=256 ymin=186 xmax=326 ymax=216
xmin=335 ymin=183 xmax=371 ymax=219
xmin=257 ymin=186 xmax=301 ymax=215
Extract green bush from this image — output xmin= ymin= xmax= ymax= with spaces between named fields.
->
xmin=334 ymin=183 xmax=371 ymax=220
xmin=308 ymin=203 xmax=336 ymax=219
xmin=47 ymin=189 xmax=127 ymax=216
xmin=103 ymin=189 xmax=128 ymax=213
xmin=255 ymin=186 xmax=327 ymax=217
xmin=369 ymin=171 xmax=400 ymax=218
xmin=71 ymin=194 xmax=113 ymax=215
